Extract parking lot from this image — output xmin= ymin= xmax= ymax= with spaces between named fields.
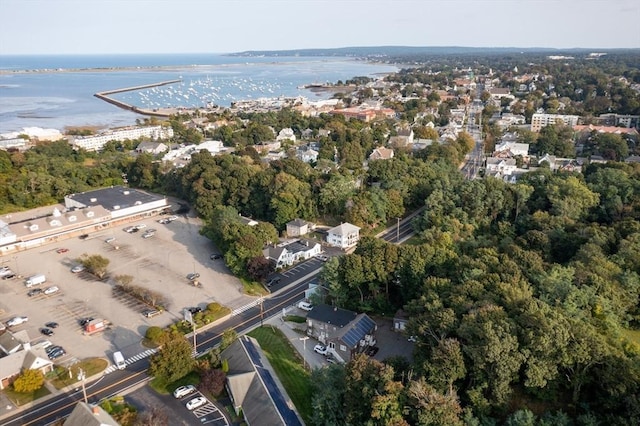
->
xmin=0 ymin=212 xmax=255 ymax=364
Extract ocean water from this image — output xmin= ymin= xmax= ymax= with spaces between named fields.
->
xmin=0 ymin=54 xmax=398 ymax=135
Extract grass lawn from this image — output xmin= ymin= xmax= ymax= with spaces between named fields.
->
xmin=150 ymin=371 xmax=200 ymax=395
xmin=4 ymin=384 xmax=50 ymax=406
xmin=248 ymin=326 xmax=312 ymax=423
xmin=240 ymin=277 xmax=268 ymax=296
xmin=49 ymin=358 xmax=109 ymax=390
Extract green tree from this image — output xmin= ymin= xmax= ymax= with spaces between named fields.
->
xmin=13 ymin=369 xmax=44 ymax=393
xmin=80 ymin=254 xmax=110 ymax=279
xmin=148 ymin=337 xmax=194 ymax=383
xmin=220 ymin=328 xmax=237 ymax=350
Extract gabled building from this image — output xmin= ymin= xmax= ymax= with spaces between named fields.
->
xmin=368 ymin=146 xmax=394 ymax=161
xmin=286 ymin=218 xmax=313 ymax=237
xmin=135 ymin=141 xmax=167 ymax=155
xmin=0 ymin=348 xmax=54 ymax=390
xmin=222 ymin=335 xmax=302 ymax=426
xmin=64 ymin=402 xmax=120 ymax=426
xmin=263 ymin=239 xmax=322 ymax=268
xmin=493 ymin=141 xmax=529 ymax=157
xmin=0 ymin=330 xmax=29 ymax=355
xmin=305 ymin=304 xmax=377 ymax=363
xmin=295 ymin=145 xmax=319 ymax=163
xmin=276 ymin=128 xmax=296 ymax=142
xmin=326 ymin=223 xmax=360 ymax=249
xmin=486 ymin=157 xmax=517 ymax=175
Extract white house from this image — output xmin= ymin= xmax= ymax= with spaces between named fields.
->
xmin=276 ymin=128 xmax=296 ymax=142
xmin=286 ymin=218 xmax=313 ymax=237
xmin=263 ymin=239 xmax=321 ymax=268
xmin=136 ymin=141 xmax=168 ymax=155
xmin=327 ymin=222 xmax=361 ymax=249
xmin=494 ymin=141 xmax=529 ymax=157
xmin=485 ymin=157 xmax=517 ymax=175
xmin=296 ymin=145 xmax=319 ymax=163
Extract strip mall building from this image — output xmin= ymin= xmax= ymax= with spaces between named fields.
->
xmin=0 ymin=186 xmax=169 ymax=255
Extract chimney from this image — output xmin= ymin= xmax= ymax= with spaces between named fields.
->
xmin=92 ymin=406 xmax=100 ymax=415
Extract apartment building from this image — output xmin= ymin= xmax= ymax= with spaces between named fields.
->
xmin=69 ymin=126 xmax=174 ymax=151
xmin=530 ymin=113 xmax=580 ymax=132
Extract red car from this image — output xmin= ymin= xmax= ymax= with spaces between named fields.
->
xmin=56 ymin=248 xmax=69 ymax=254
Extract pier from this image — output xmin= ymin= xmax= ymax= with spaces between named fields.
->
xmin=94 ymin=79 xmax=183 ymax=117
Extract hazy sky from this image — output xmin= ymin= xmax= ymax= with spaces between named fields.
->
xmin=1 ymin=0 xmax=639 ymax=55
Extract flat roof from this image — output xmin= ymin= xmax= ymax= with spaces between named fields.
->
xmin=66 ymin=186 xmax=164 ymax=211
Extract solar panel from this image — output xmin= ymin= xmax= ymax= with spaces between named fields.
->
xmin=342 ymin=315 xmax=376 ymax=347
xmin=244 ymin=338 xmax=264 ymax=368
xmin=259 ymin=368 xmax=303 ymax=426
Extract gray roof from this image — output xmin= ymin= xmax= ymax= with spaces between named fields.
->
xmin=327 ymin=222 xmax=360 ymax=236
xmin=286 ymin=218 xmax=308 ymax=227
xmin=335 ymin=313 xmax=377 ymax=349
xmin=222 ymin=336 xmax=302 ymax=426
xmin=64 ymin=402 xmax=120 ymax=426
xmin=65 ymin=186 xmax=164 ymax=212
xmin=306 ymin=304 xmax=358 ymax=328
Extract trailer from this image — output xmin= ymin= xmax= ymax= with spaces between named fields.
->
xmin=83 ymin=318 xmax=110 ymax=335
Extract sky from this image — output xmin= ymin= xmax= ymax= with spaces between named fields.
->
xmin=1 ymin=0 xmax=639 ymax=55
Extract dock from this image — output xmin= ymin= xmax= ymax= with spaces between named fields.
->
xmin=94 ymin=79 xmax=183 ymax=117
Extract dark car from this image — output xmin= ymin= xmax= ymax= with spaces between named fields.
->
xmin=79 ymin=234 xmax=89 ymax=240
xmin=79 ymin=317 xmax=94 ymax=327
xmin=28 ymin=288 xmax=43 ymax=297
xmin=48 ymin=348 xmax=66 ymax=359
xmin=209 ymin=253 xmax=223 ymax=260
xmin=187 ymin=307 xmax=202 ymax=314
xmin=40 ymin=328 xmax=54 ymax=336
xmin=45 ymin=322 xmax=59 ymax=329
xmin=266 ymin=278 xmax=281 ymax=287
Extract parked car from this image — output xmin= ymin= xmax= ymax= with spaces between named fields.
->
xmin=316 ymin=254 xmax=329 ymax=262
xmin=297 ymin=301 xmax=313 ymax=311
xmin=48 ymin=347 xmax=66 ymax=360
xmin=141 ymin=231 xmax=155 ymax=239
xmin=46 ymin=345 xmax=62 ymax=355
xmin=142 ymin=309 xmax=162 ymax=318
xmin=407 ymin=335 xmax=417 ymax=343
xmin=45 ymin=321 xmax=59 ymax=328
xmin=0 ymin=268 xmax=14 ymax=277
xmin=79 ymin=317 xmax=94 ymax=327
xmin=186 ymin=307 xmax=202 ymax=314
xmin=28 ymin=288 xmax=43 ymax=297
xmin=71 ymin=265 xmax=85 ymax=273
xmin=167 ymin=215 xmax=179 ymax=222
xmin=123 ymin=226 xmax=135 ymax=233
xmin=209 ymin=253 xmax=223 ymax=260
xmin=7 ymin=316 xmax=28 ymax=327
xmin=105 ymin=237 xmax=116 ymax=243
xmin=157 ymin=218 xmax=170 ymax=224
xmin=134 ymin=224 xmax=147 ymax=230
xmin=2 ymin=273 xmax=16 ymax=280
xmin=79 ymin=234 xmax=89 ymax=240
xmin=40 ymin=327 xmax=54 ymax=336
xmin=186 ymin=273 xmax=200 ymax=281
xmin=33 ymin=340 xmax=52 ymax=350
xmin=44 ymin=286 xmax=60 ymax=295
xmin=314 ymin=344 xmax=328 ymax=355
xmin=56 ymin=248 xmax=69 ymax=254
xmin=266 ymin=277 xmax=281 ymax=287
xmin=186 ymin=396 xmax=208 ymax=411
xmin=173 ymin=384 xmax=196 ymax=399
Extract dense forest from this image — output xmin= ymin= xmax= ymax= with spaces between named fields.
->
xmin=1 ymin=52 xmax=639 ymax=424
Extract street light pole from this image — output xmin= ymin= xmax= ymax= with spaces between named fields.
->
xmin=77 ymin=368 xmax=88 ymax=404
xmin=299 ymin=337 xmax=309 ymax=370
xmin=259 ymin=298 xmax=264 ymax=327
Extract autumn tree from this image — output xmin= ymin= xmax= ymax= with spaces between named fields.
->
xmin=13 ymin=369 xmax=44 ymax=393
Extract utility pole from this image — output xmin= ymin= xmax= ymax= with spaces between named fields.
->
xmin=396 ymin=217 xmax=400 ymax=243
xmin=259 ymin=298 xmax=264 ymax=327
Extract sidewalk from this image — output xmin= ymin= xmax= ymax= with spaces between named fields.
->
xmin=263 ymin=312 xmax=325 ymax=370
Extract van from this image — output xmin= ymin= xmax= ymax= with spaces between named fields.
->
xmin=25 ymin=274 xmax=46 ymax=288
xmin=113 ymin=351 xmax=126 ymax=370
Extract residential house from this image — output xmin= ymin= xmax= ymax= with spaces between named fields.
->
xmin=239 ymin=215 xmax=259 ymax=227
xmin=295 ymin=145 xmax=319 ymax=163
xmin=252 ymin=141 xmax=281 ymax=154
xmin=0 ymin=348 xmax=54 ymax=390
xmin=305 ymin=304 xmax=377 ymax=363
xmin=368 ymin=146 xmax=394 ymax=161
xmin=493 ymin=141 xmax=530 ymax=157
xmin=263 ymin=239 xmax=321 ymax=268
xmin=538 ymin=154 xmax=584 ymax=172
xmin=326 ymin=223 xmax=360 ymax=249
xmin=64 ymin=402 xmax=120 ymax=426
xmin=485 ymin=157 xmax=517 ymax=175
xmin=388 ymin=128 xmax=414 ymax=147
xmin=222 ymin=336 xmax=302 ymax=426
xmin=286 ymin=218 xmax=313 ymax=237
xmin=276 ymin=128 xmax=296 ymax=142
xmin=489 ymin=87 xmax=515 ymax=101
xmin=136 ymin=141 xmax=168 ymax=155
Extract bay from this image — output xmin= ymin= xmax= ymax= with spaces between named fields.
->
xmin=0 ymin=54 xmax=398 ymax=135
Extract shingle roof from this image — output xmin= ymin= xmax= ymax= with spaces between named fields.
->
xmin=306 ymin=304 xmax=358 ymax=327
xmin=327 ymin=223 xmax=360 ymax=236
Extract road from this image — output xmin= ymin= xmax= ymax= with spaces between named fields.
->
xmin=2 ymin=273 xmax=314 ymax=426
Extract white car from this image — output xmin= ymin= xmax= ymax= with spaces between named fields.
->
xmin=297 ymin=301 xmax=313 ymax=311
xmin=105 ymin=237 xmax=116 ymax=243
xmin=135 ymin=224 xmax=147 ymax=230
xmin=173 ymin=384 xmax=196 ymax=399
xmin=71 ymin=265 xmax=85 ymax=273
xmin=7 ymin=316 xmax=28 ymax=327
xmin=0 ymin=268 xmax=14 ymax=277
xmin=314 ymin=344 xmax=328 ymax=355
xmin=44 ymin=286 xmax=60 ymax=295
xmin=186 ymin=396 xmax=208 ymax=410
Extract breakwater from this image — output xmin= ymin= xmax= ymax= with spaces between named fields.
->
xmin=94 ymin=79 xmax=182 ymax=117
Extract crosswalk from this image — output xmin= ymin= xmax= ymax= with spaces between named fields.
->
xmin=231 ymin=298 xmax=262 ymax=316
xmin=104 ymin=348 xmax=158 ymax=374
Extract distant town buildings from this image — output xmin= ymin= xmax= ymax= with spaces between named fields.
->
xmin=69 ymin=125 xmax=174 ymax=151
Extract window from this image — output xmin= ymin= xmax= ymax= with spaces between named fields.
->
xmin=339 ymin=345 xmax=347 ymax=352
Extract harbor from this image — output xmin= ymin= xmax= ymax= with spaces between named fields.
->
xmin=94 ymin=79 xmax=184 ymax=117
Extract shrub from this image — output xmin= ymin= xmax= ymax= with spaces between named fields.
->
xmin=13 ymin=369 xmax=44 ymax=393
xmin=145 ymin=326 xmax=167 ymax=344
